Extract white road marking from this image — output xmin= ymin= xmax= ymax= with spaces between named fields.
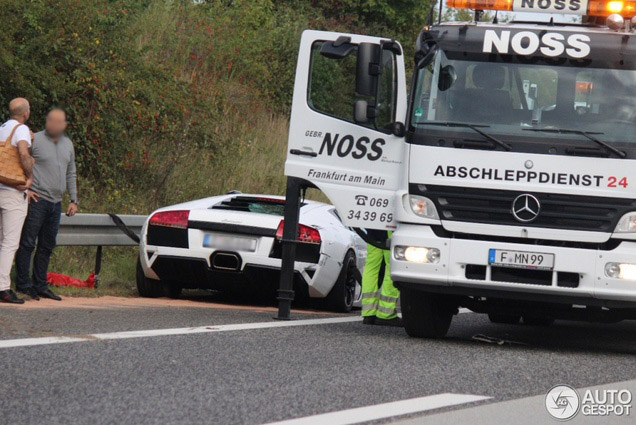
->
xmin=264 ymin=393 xmax=491 ymax=425
xmin=0 ymin=309 xmax=474 ymax=350
xmin=397 ymin=379 xmax=636 ymax=425
xmin=0 ymin=316 xmax=362 ymax=349
xmin=398 ymin=307 xmax=471 ymax=319
xmin=0 ymin=336 xmax=91 ymax=348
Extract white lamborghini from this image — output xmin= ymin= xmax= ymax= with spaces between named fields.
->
xmin=137 ymin=193 xmax=367 ymax=311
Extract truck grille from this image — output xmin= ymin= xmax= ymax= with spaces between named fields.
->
xmin=412 ymin=184 xmax=636 ymax=233
xmin=465 ymin=264 xmax=580 ymax=288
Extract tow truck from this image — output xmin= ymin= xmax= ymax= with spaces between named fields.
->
xmin=280 ymin=0 xmax=636 ymax=337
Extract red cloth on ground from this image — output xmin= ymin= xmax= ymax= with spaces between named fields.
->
xmin=47 ymin=273 xmax=95 ymax=288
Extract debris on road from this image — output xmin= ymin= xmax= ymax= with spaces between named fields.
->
xmin=471 ymin=334 xmax=528 ymax=346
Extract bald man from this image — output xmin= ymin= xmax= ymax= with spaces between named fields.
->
xmin=15 ymin=108 xmax=78 ymax=301
xmin=0 ymin=98 xmax=34 ymax=304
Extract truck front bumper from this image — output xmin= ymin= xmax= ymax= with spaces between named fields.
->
xmin=391 ymin=224 xmax=636 ymax=307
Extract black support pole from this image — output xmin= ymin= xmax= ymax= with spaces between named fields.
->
xmin=275 ymin=177 xmax=303 ymax=320
xmin=94 ymin=245 xmax=103 ymax=288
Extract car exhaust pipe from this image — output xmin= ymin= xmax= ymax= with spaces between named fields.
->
xmin=211 ymin=252 xmax=241 ymax=271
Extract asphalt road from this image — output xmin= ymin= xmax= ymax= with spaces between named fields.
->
xmin=0 ymin=293 xmax=635 ymax=425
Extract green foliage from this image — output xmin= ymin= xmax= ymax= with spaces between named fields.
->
xmin=0 ymin=0 xmax=436 ymax=291
xmin=442 ymin=8 xmax=495 ymax=22
xmin=1 ymin=0 xmax=286 ymax=206
xmin=1 ymin=4 xmax=412 ymax=191
xmin=0 ymin=0 xmax=435 ymax=216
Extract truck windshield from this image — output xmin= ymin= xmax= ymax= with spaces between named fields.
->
xmin=410 ymin=49 xmax=636 ymax=156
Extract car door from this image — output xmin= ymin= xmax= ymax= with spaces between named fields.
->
xmin=285 ymin=30 xmax=408 ymax=230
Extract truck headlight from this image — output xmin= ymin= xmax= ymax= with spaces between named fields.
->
xmin=614 ymin=212 xmax=636 ymax=233
xmin=394 ymin=245 xmax=440 ymax=264
xmin=605 ymin=262 xmax=636 ymax=280
xmin=408 ymin=195 xmax=439 ymax=219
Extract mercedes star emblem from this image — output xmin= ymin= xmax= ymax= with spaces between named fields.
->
xmin=512 ymin=194 xmax=541 ymax=223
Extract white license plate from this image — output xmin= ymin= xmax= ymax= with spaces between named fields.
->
xmin=488 ymin=249 xmax=554 ymax=270
xmin=203 ymin=234 xmax=257 ymax=252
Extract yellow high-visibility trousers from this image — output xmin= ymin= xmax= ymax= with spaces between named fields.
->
xmin=361 ymin=243 xmax=399 ymax=320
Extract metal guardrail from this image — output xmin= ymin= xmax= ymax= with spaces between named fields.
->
xmin=56 ymin=213 xmax=147 ymax=285
xmin=57 ymin=214 xmax=146 ymax=246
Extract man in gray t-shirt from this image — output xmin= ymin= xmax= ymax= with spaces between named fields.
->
xmin=15 ymin=108 xmax=78 ymax=301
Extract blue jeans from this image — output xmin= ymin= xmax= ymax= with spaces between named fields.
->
xmin=15 ymin=199 xmax=61 ymax=292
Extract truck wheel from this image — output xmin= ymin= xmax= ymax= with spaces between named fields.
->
xmin=401 ymin=287 xmax=454 ymax=338
xmin=488 ymin=314 xmax=521 ymax=324
xmin=323 ymin=251 xmax=357 ymax=313
xmin=522 ymin=316 xmax=554 ymax=326
xmin=136 ymin=258 xmax=164 ymax=298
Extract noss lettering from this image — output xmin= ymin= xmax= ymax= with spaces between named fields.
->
xmin=319 ymin=133 xmax=384 ymax=161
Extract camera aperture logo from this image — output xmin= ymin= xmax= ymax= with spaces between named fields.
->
xmin=545 ymin=384 xmax=633 ymax=421
xmin=546 ymin=385 xmax=580 ymax=421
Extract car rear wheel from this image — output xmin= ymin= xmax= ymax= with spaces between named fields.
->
xmin=165 ymin=283 xmax=182 ymax=299
xmin=323 ymin=251 xmax=357 ymax=313
xmin=401 ymin=287 xmax=455 ymax=338
xmin=136 ymin=258 xmax=181 ymax=298
xmin=488 ymin=314 xmax=521 ymax=324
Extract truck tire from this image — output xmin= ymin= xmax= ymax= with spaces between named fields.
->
xmin=324 ymin=251 xmax=357 ymax=313
xmin=136 ymin=258 xmax=181 ymax=298
xmin=522 ymin=316 xmax=554 ymax=326
xmin=488 ymin=314 xmax=521 ymax=324
xmin=401 ymin=287 xmax=454 ymax=338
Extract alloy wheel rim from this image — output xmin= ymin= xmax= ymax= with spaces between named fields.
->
xmin=344 ymin=260 xmax=356 ymax=308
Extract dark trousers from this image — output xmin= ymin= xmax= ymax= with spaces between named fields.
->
xmin=15 ymin=199 xmax=61 ymax=292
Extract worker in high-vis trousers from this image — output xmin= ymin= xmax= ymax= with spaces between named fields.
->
xmin=361 ymin=231 xmax=401 ymax=326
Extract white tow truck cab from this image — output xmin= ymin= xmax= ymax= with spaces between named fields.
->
xmin=285 ymin=0 xmax=636 ymax=337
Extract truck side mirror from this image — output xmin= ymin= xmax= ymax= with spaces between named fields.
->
xmin=356 ymin=43 xmax=381 ymax=97
xmin=354 ymin=99 xmax=369 ymax=124
xmin=353 ymin=99 xmax=378 ymax=124
xmin=355 ymin=41 xmax=400 ymax=131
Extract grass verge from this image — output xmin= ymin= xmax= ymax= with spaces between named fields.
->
xmin=46 ymin=246 xmax=138 ymax=298
xmin=36 ymin=114 xmax=328 ymax=298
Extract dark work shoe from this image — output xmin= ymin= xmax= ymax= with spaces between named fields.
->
xmin=362 ymin=316 xmax=376 ymax=325
xmin=374 ymin=317 xmax=403 ymax=327
xmin=0 ymin=290 xmax=25 ymax=304
xmin=37 ymin=288 xmax=62 ymax=301
xmin=18 ymin=288 xmax=40 ymax=301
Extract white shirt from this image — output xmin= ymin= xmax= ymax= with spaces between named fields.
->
xmin=0 ymin=119 xmax=32 ymax=192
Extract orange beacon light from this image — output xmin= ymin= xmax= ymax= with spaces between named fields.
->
xmin=446 ymin=0 xmax=636 ymax=17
